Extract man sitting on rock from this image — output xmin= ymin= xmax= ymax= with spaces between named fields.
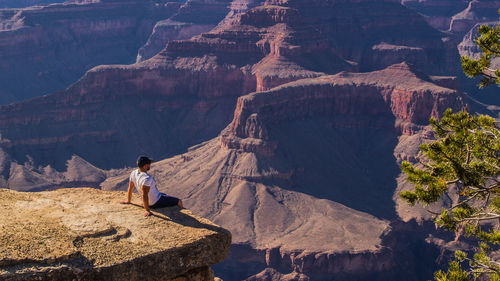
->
xmin=121 ymin=156 xmax=183 ymax=216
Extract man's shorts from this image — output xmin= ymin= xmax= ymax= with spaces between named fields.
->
xmin=150 ymin=193 xmax=180 ymax=209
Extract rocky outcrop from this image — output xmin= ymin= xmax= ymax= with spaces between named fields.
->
xmin=136 ymin=0 xmax=234 ymax=62
xmin=224 ymin=62 xmax=463 ymax=156
xmin=401 ymin=0 xmax=468 ymax=31
xmin=0 ymin=0 xmax=182 ymax=104
xmin=458 ymin=22 xmax=500 ymax=69
xmin=265 ymin=0 xmax=460 ymax=75
xmin=449 ymin=0 xmax=500 ymax=34
xmin=0 ymin=188 xmax=231 ymax=281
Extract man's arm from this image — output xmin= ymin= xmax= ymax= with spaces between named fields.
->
xmin=120 ymin=181 xmax=135 ymax=204
xmin=141 ymin=185 xmax=152 ymax=216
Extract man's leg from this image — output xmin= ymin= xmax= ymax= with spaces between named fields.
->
xmin=178 ymin=199 xmax=183 ymax=208
xmin=151 ymin=195 xmax=181 ymax=209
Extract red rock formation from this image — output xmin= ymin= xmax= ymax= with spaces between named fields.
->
xmin=101 ymin=64 xmax=465 ymax=280
xmin=265 ymin=0 xmax=461 ymax=75
xmin=222 ymin=63 xmax=463 ymax=157
xmin=0 ymin=0 xmax=485 ymax=279
xmin=0 ymin=0 xmax=469 ymax=179
xmin=0 ymin=0 xmax=183 ymax=104
xmin=0 ymin=2 xmax=354 ymax=171
xmin=401 ymin=0 xmax=500 ymax=107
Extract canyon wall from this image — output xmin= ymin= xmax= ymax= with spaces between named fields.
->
xmin=136 ymin=0 xmax=234 ymax=62
xmin=0 ymin=0 xmax=460 ymax=175
xmin=0 ymin=0 xmax=182 ymax=104
xmin=401 ymin=0 xmax=500 ymax=105
xmin=100 ymin=63 xmax=466 ymax=280
xmin=0 ymin=1 xmax=489 ymax=278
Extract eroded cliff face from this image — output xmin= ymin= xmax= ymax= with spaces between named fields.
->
xmin=0 ymin=0 xmax=459 ymax=176
xmin=0 ymin=188 xmax=231 ymax=281
xmin=0 ymin=2 xmax=354 ymax=173
xmin=401 ymin=0 xmax=500 ymax=106
xmin=448 ymin=0 xmax=500 ymax=34
xmin=0 ymin=0 xmax=488 ymax=280
xmin=224 ymin=62 xmax=462 ymax=156
xmin=401 ymin=0 xmax=468 ymax=31
xmin=0 ymin=0 xmax=183 ymax=104
xmin=136 ymin=0 xmax=234 ymax=62
xmin=265 ymin=0 xmax=460 ymax=75
xmin=99 ymin=63 xmax=465 ymax=280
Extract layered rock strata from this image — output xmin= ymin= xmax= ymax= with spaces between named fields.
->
xmin=0 ymin=3 xmax=352 ymax=173
xmin=224 ymin=62 xmax=462 ymax=153
xmin=401 ymin=0 xmax=468 ymax=31
xmin=102 ymin=63 xmax=465 ymax=280
xmin=0 ymin=188 xmax=231 ymax=281
xmin=136 ymin=0 xmax=234 ymax=62
xmin=265 ymin=0 xmax=460 ymax=75
xmin=0 ymin=0 xmax=182 ymax=104
xmin=0 ymin=0 xmax=462 ymax=176
xmin=448 ymin=0 xmax=500 ymax=34
xmin=0 ymin=0 xmax=465 ymax=176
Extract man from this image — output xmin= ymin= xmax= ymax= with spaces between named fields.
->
xmin=121 ymin=156 xmax=183 ymax=216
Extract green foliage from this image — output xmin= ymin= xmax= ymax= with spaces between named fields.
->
xmin=402 ymin=10 xmax=500 ymax=280
xmin=461 ymin=9 xmax=500 ymax=88
xmin=434 ymin=260 xmax=470 ymax=281
xmin=400 ymin=109 xmax=500 ymax=280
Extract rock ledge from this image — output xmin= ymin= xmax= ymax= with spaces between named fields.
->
xmin=0 ymin=188 xmax=231 ymax=281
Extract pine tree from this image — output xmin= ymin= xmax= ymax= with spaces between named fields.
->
xmin=401 ymin=109 xmax=500 ymax=280
xmin=461 ymin=9 xmax=499 ymax=88
xmin=400 ymin=10 xmax=500 ymax=280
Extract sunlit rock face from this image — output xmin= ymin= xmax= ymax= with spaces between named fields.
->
xmin=0 ymin=188 xmax=231 ymax=281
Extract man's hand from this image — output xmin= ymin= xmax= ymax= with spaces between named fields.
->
xmin=144 ymin=210 xmax=152 ymax=217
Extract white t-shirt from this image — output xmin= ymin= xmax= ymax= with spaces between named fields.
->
xmin=129 ymin=169 xmax=162 ymax=206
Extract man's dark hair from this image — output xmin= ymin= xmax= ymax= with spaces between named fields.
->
xmin=137 ymin=155 xmax=153 ymax=167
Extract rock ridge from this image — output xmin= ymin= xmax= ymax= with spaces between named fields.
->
xmin=222 ymin=62 xmax=464 ymax=156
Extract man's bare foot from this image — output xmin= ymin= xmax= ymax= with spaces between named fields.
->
xmin=144 ymin=211 xmax=152 ymax=217
xmin=120 ymin=201 xmax=130 ymax=204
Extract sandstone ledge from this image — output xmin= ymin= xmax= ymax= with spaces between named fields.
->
xmin=0 ymin=188 xmax=231 ymax=281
